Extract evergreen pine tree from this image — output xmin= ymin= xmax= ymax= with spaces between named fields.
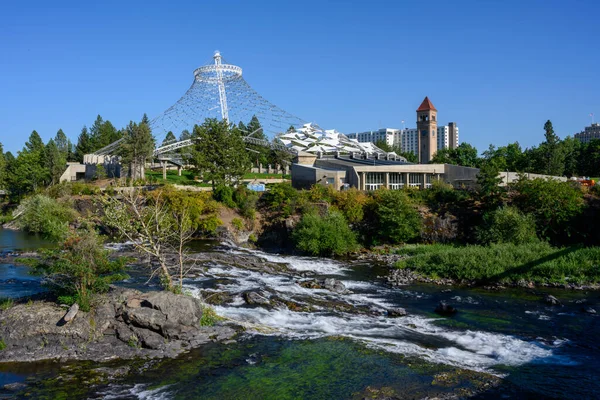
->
xmin=45 ymin=139 xmax=67 ymax=185
xmin=75 ymin=126 xmax=92 ymax=162
xmin=119 ymin=121 xmax=155 ymax=181
xmin=190 ymin=118 xmax=250 ymax=189
xmin=0 ymin=142 xmax=6 ymax=189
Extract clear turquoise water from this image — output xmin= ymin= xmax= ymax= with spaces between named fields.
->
xmin=1 ymin=231 xmax=599 ymax=399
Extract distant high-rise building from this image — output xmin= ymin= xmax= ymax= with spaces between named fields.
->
xmin=575 ymin=123 xmax=600 ymax=143
xmin=347 ymin=97 xmax=458 ymax=162
xmin=401 ymin=124 xmax=459 ymax=156
xmin=345 ymin=128 xmax=401 ymax=147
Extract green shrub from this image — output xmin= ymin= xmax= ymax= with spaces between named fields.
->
xmin=292 ymin=210 xmax=358 ymax=256
xmin=364 ymin=189 xmax=422 ymax=245
xmin=147 ymin=186 xmax=221 ymax=234
xmin=332 ymin=188 xmax=367 ymax=224
xmin=69 ymin=182 xmax=100 ymax=196
xmin=127 ymin=336 xmax=140 ymax=348
xmin=39 ymin=227 xmax=128 ymax=311
xmin=477 ymin=206 xmax=538 ymax=245
xmin=421 ymin=213 xmax=458 ymax=243
xmin=18 ymin=195 xmax=78 ymax=241
xmin=0 ymin=338 xmax=6 ymax=351
xmin=47 ymin=182 xmax=73 ymax=198
xmin=306 ymin=184 xmax=336 ymax=203
xmin=396 ymin=242 xmax=600 ymax=285
xmin=512 ymin=178 xmax=584 ymax=243
xmin=0 ymin=213 xmax=12 ymax=225
xmin=406 ymin=180 xmax=470 ymax=207
xmin=200 ymin=305 xmax=224 ymax=326
xmin=0 ymin=298 xmax=14 ymax=310
xmin=231 ymin=217 xmax=244 ymax=231
xmin=233 ymin=186 xmax=258 ymax=220
xmin=213 ymin=185 xmax=236 ymax=208
xmin=263 ymin=183 xmax=298 ymax=214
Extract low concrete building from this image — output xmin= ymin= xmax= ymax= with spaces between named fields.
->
xmin=291 ymin=153 xmax=480 ymax=190
xmin=60 ymin=155 xmax=121 ymax=182
xmin=498 ymin=172 xmax=567 ymax=186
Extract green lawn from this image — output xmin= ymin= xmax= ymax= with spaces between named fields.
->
xmin=395 ymin=242 xmax=600 ymax=285
xmin=146 ymin=170 xmax=211 ymax=186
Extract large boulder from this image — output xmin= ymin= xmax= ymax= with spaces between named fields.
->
xmin=544 ymin=295 xmax=562 ymax=306
xmin=0 ymin=287 xmax=240 ymax=363
xmin=387 ymin=307 xmax=408 ymax=317
xmin=435 ymin=301 xmax=457 ymax=316
xmin=133 ymin=326 xmax=166 ymax=349
xmin=323 ymin=278 xmax=347 ymax=294
xmin=243 ymin=291 xmax=270 ymax=306
xmin=139 ymin=291 xmax=204 ymax=326
xmin=582 ymin=306 xmax=597 ymax=314
xmin=123 ymin=307 xmax=167 ymax=332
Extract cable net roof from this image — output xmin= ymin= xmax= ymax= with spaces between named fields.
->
xmin=149 ymin=54 xmax=305 ymax=143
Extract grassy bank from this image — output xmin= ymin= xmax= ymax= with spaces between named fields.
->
xmin=395 ymin=242 xmax=600 ymax=285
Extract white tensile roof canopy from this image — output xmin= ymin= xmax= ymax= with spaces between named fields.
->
xmin=276 ymin=123 xmax=396 ymax=156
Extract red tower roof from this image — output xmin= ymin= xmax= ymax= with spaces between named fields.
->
xmin=416 ymin=96 xmax=437 ymax=112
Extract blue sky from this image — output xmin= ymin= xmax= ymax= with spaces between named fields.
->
xmin=1 ymin=0 xmax=599 ymax=154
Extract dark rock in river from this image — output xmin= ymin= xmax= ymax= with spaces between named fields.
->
xmin=544 ymin=294 xmax=562 ymax=306
xmin=243 ymin=291 xmax=271 ymax=306
xmin=299 ymin=279 xmax=323 ymax=289
xmin=435 ymin=301 xmax=457 ymax=316
xmin=0 ymin=286 xmax=241 ymax=363
xmin=299 ymin=278 xmax=348 ymax=294
xmin=323 ymin=278 xmax=347 ymax=293
xmin=387 ymin=307 xmax=408 ymax=317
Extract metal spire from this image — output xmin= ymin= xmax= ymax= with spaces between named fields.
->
xmin=213 ymin=50 xmax=229 ymax=121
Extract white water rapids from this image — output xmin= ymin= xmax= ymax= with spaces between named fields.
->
xmin=181 ymin=245 xmax=570 ymax=374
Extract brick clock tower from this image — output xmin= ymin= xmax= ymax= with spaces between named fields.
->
xmin=416 ymin=96 xmax=437 ymax=163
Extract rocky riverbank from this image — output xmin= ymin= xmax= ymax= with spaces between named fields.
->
xmin=0 ymin=286 xmax=241 ymax=363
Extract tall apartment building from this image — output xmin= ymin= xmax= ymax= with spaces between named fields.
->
xmin=346 ymin=128 xmax=401 ymax=147
xmin=401 ymin=123 xmax=459 ymax=155
xmin=575 ymin=123 xmax=600 ymax=143
xmin=347 ymin=97 xmax=459 ymax=162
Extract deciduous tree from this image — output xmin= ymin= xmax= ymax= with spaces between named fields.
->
xmin=102 ymin=189 xmax=202 ymax=292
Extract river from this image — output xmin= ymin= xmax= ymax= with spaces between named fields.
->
xmin=1 ymin=229 xmax=599 ymax=399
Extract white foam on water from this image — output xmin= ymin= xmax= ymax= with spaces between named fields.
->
xmin=525 ymin=310 xmax=552 ymax=320
xmin=209 ymin=302 xmax=565 ymax=373
xmin=182 ymin=246 xmax=570 ymax=373
xmin=225 ymin=247 xmax=348 ymax=275
xmin=104 ymin=240 xmax=139 ymax=251
xmin=99 ymin=383 xmax=172 ymax=400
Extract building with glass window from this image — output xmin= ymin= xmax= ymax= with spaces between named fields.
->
xmin=345 ymin=128 xmax=402 ymax=147
xmin=575 ymin=123 xmax=600 ymax=143
xmin=291 ymin=152 xmax=480 ymax=191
